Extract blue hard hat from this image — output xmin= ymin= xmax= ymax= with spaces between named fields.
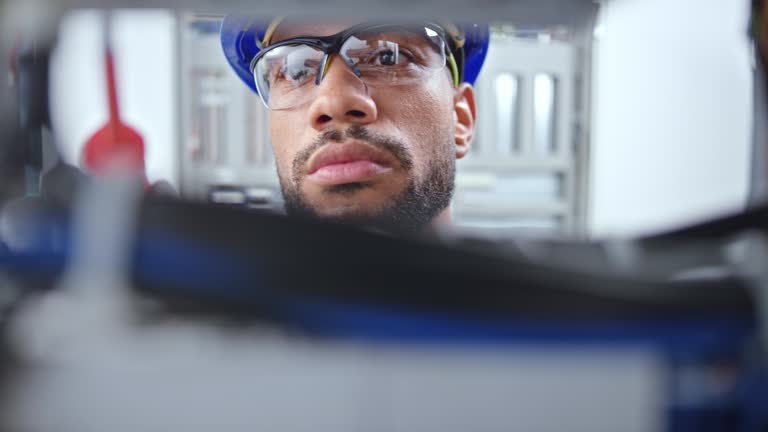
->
xmin=220 ymin=15 xmax=490 ymax=94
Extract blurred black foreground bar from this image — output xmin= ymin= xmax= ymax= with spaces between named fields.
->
xmin=0 ymin=191 xmax=764 ymax=431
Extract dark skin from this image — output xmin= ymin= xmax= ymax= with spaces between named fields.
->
xmin=756 ymin=0 xmax=768 ymax=70
xmin=266 ymin=21 xmax=477 ymax=230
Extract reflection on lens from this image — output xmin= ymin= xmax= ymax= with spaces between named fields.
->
xmin=254 ymin=44 xmax=324 ymax=109
xmin=340 ymin=28 xmax=446 ymax=85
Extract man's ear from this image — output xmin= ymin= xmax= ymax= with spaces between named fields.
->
xmin=453 ymin=83 xmax=476 ymax=160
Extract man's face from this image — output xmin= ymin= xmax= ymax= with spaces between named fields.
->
xmin=266 ymin=21 xmax=475 ymax=233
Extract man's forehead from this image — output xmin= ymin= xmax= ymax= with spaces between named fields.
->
xmin=269 ymin=20 xmax=363 ymax=44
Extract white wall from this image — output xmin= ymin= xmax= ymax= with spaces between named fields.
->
xmin=589 ymin=0 xmax=753 ymax=237
xmin=49 ymin=10 xmax=177 ymax=187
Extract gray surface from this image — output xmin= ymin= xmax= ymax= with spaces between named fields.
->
xmin=10 ymin=0 xmax=599 ymax=25
xmin=6 ymin=289 xmax=665 ymax=432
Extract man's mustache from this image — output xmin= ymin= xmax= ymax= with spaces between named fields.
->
xmin=292 ymin=125 xmax=414 ymax=180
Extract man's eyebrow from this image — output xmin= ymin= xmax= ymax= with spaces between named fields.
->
xmin=269 ymin=30 xmax=296 ymax=44
xmin=269 ymin=31 xmax=318 ymax=45
xmin=268 ymin=23 xmax=328 ymax=45
xmin=267 ymin=21 xmax=362 ymax=45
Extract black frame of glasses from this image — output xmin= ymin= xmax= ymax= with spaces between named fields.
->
xmin=249 ymin=21 xmax=455 ymax=87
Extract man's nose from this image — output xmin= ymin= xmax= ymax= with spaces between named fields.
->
xmin=306 ymin=56 xmax=378 ymax=131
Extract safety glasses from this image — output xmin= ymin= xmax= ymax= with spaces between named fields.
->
xmin=250 ymin=22 xmax=458 ymax=110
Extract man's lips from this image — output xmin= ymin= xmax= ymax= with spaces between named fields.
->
xmin=306 ymin=142 xmax=395 ymax=185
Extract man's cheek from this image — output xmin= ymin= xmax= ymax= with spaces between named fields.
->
xmin=269 ymin=114 xmax=298 ymax=161
xmin=275 ymin=155 xmax=294 ymax=184
xmin=269 ymin=145 xmax=293 ymax=184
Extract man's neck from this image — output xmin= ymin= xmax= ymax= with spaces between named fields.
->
xmin=430 ymin=207 xmax=452 ymax=229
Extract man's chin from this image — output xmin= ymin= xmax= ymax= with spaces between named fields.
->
xmin=321 ymin=182 xmax=374 ymax=196
xmin=301 ymin=182 xmax=403 ymax=212
xmin=306 ymin=200 xmax=392 ymax=222
xmin=281 ymin=171 xmax=453 ymax=234
xmin=284 ymin=193 xmax=404 ymax=231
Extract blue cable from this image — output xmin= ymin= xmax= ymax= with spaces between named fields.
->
xmin=0 ymin=219 xmax=756 ymax=355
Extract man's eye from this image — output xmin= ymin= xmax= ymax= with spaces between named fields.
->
xmin=288 ymin=68 xmax=309 ymax=81
xmin=367 ymin=48 xmax=414 ymax=67
xmin=273 ymin=65 xmax=314 ymax=84
xmin=376 ymin=49 xmax=398 ymax=66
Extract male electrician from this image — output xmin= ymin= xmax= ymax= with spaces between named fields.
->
xmin=220 ymin=17 xmax=489 ymax=233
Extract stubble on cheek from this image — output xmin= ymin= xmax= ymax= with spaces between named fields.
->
xmin=387 ymin=84 xmax=455 ymax=178
xmin=269 ymin=111 xmax=304 ymax=193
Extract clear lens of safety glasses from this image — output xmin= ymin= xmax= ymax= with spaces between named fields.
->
xmin=338 ymin=27 xmax=447 ymax=86
xmin=253 ymin=44 xmax=326 ymax=110
xmin=252 ymin=25 xmax=448 ymax=110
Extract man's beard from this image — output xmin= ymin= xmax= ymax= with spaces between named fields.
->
xmin=278 ymin=125 xmax=455 ymax=234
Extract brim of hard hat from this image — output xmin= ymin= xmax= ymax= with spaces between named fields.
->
xmin=220 ymin=16 xmax=490 ymax=95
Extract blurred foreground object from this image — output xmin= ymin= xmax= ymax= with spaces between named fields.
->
xmin=0 ymin=190 xmax=765 ymax=431
xmin=82 ymin=13 xmax=147 ymax=184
